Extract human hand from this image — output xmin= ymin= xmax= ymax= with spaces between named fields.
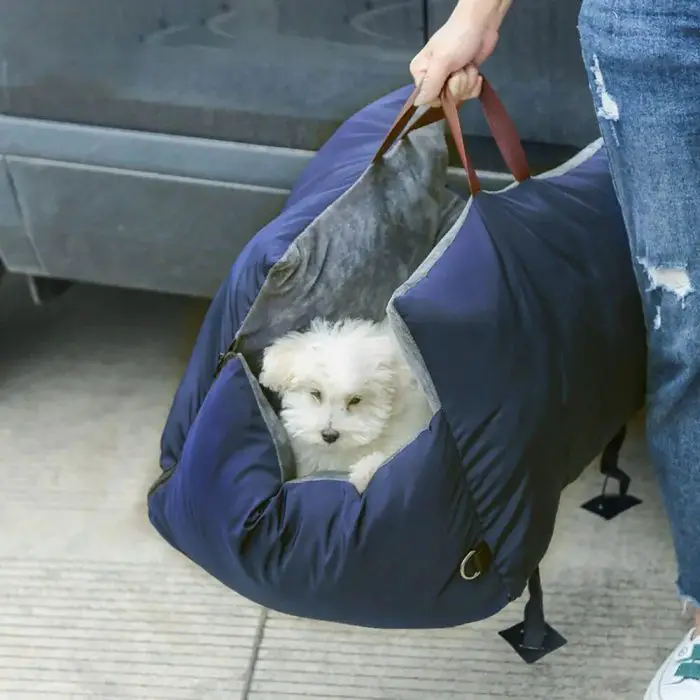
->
xmin=410 ymin=0 xmax=512 ymax=106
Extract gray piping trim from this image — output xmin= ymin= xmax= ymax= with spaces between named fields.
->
xmin=240 ymin=356 xmax=295 ymax=482
xmin=482 ymin=137 xmax=605 ymax=196
xmin=386 ymin=202 xmax=472 ymax=412
xmin=535 ymin=137 xmax=604 ymax=180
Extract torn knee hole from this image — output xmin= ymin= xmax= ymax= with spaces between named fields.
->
xmin=643 ymin=265 xmax=693 ymax=300
xmin=639 ymin=261 xmax=694 ymax=333
xmin=590 ymin=55 xmax=620 ymax=122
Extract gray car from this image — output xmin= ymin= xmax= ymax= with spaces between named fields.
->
xmin=0 ymin=0 xmax=595 ymax=300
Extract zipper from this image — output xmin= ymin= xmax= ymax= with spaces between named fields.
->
xmin=147 ymin=464 xmax=177 ymax=497
xmin=150 ymin=338 xmax=239 ymax=498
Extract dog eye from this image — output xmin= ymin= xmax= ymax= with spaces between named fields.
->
xmin=310 ymin=389 xmax=322 ymax=401
xmin=347 ymin=396 xmax=362 ymax=407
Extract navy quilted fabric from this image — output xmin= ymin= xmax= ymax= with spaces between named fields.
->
xmin=148 ymin=86 xmax=646 ymax=629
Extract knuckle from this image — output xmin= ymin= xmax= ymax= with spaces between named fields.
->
xmin=409 ymin=51 xmax=428 ymax=71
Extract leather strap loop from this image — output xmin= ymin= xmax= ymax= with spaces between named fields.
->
xmin=373 ymin=75 xmax=530 ymax=196
xmin=441 ymin=89 xmax=481 ymax=195
xmin=372 ymin=85 xmax=421 ymax=163
xmin=478 ymin=79 xmax=530 ymax=183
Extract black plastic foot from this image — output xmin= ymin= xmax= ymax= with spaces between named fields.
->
xmin=499 ymin=621 xmax=567 ymax=664
xmin=581 ymin=492 xmax=642 ymax=520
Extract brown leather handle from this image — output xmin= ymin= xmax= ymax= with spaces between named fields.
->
xmin=372 ymin=77 xmax=530 ymax=196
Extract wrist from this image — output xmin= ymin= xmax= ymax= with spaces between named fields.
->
xmin=453 ymin=0 xmax=512 ymax=30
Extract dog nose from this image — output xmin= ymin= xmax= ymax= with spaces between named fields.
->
xmin=321 ymin=428 xmax=340 ymax=444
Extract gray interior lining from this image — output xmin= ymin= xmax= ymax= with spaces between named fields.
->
xmin=240 ymin=356 xmax=296 ymax=481
xmin=235 ymin=122 xmax=464 ymax=353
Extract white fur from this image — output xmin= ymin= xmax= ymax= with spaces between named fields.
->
xmin=259 ymin=318 xmax=433 ymax=492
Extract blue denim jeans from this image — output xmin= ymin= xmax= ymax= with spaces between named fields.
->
xmin=578 ymin=0 xmax=700 ymax=610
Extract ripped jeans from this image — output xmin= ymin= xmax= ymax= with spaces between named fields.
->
xmin=579 ymin=0 xmax=700 ymax=610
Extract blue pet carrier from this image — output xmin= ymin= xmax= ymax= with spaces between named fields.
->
xmin=148 ymin=79 xmax=646 ymax=662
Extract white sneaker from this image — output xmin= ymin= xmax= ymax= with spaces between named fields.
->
xmin=645 ymin=629 xmax=700 ymax=699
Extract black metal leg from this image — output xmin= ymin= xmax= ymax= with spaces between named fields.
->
xmin=581 ymin=425 xmax=643 ymax=520
xmin=499 ymin=568 xmax=567 ymax=663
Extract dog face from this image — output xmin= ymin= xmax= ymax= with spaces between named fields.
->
xmin=259 ymin=319 xmax=400 ymax=452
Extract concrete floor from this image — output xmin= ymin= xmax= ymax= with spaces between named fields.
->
xmin=0 ymin=274 xmax=689 ymax=699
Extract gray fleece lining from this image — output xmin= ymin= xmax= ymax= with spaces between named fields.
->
xmin=235 ymin=122 xmax=464 ymax=354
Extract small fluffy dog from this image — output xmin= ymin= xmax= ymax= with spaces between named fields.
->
xmin=259 ymin=318 xmax=433 ymax=492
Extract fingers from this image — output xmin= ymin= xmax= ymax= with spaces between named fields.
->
xmin=412 ymin=65 xmax=483 ymax=109
xmin=446 ymin=65 xmax=483 ymax=103
xmin=412 ymin=46 xmax=483 ymax=107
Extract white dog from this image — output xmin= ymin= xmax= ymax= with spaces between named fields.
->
xmin=259 ymin=317 xmax=433 ymax=492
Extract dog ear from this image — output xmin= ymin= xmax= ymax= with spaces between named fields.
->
xmin=367 ymin=332 xmax=401 ymax=385
xmin=259 ymin=332 xmax=304 ymax=393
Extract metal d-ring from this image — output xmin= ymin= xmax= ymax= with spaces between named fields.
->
xmin=459 ymin=550 xmax=482 ymax=581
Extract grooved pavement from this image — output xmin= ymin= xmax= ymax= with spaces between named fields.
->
xmin=0 ymin=276 xmax=688 ymax=700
